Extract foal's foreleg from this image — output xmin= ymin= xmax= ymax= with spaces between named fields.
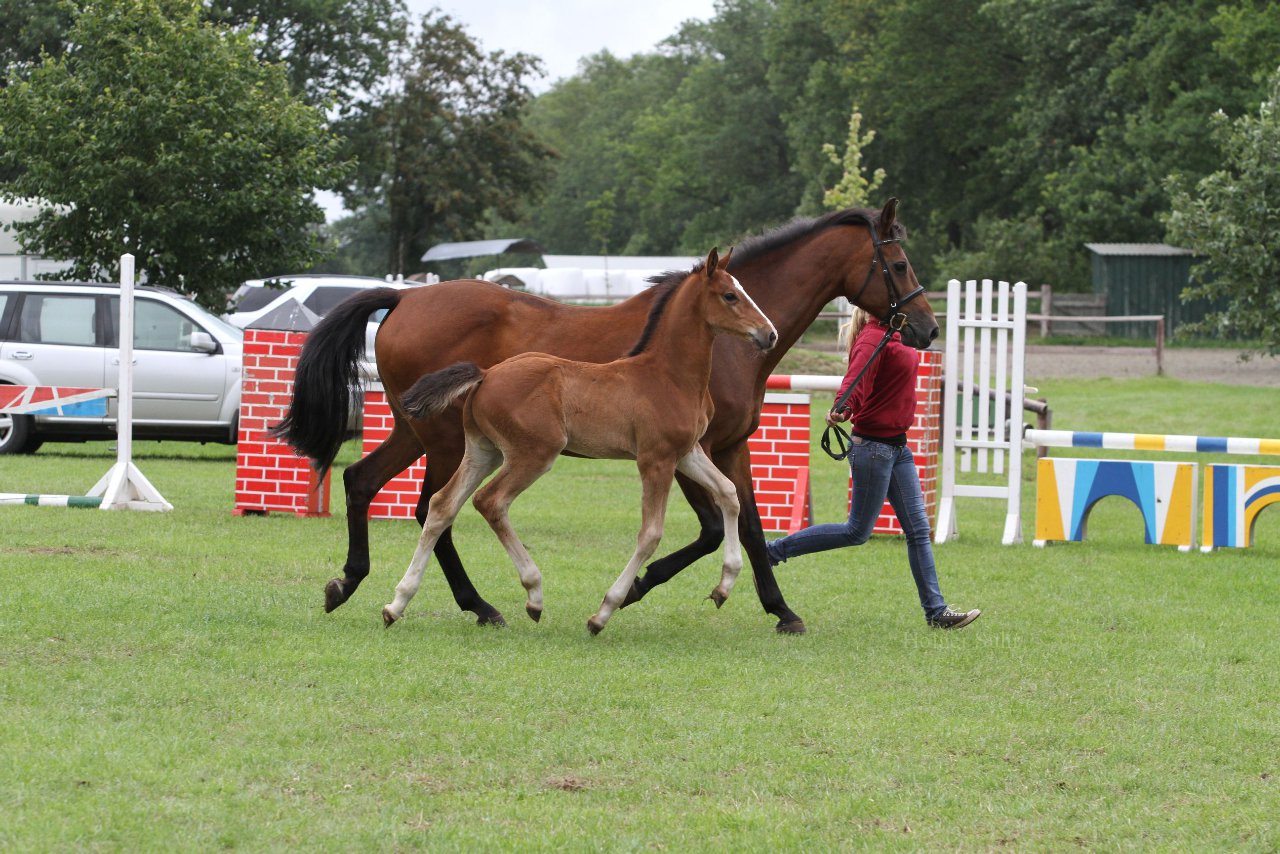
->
xmin=676 ymin=446 xmax=743 ymax=608
xmin=382 ymin=442 xmax=501 ymax=627
xmin=588 ymin=461 xmax=674 ymax=635
xmin=471 ymin=451 xmax=558 ymax=623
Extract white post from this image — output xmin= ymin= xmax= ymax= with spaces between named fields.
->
xmin=88 ymin=253 xmax=172 ymax=511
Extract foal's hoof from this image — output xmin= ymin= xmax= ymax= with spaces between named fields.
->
xmin=707 ymin=590 xmax=728 ymax=609
xmin=475 ymin=610 xmax=507 ymax=628
xmin=324 ymin=578 xmax=348 ymax=613
xmin=586 ymin=617 xmax=605 ymax=636
xmin=526 ymin=604 xmax=543 ymax=623
xmin=382 ymin=606 xmax=399 ymax=628
xmin=775 ymin=617 xmax=807 ymax=635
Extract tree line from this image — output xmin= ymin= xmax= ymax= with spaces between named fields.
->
xmin=1 ymin=0 xmax=1277 ymax=350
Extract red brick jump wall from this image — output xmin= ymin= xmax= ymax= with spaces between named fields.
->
xmin=233 ymin=328 xmax=330 ymax=517
xmin=362 ymin=387 xmax=427 ymax=519
xmin=748 ymin=394 xmax=813 ymax=534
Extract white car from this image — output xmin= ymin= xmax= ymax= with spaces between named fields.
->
xmin=0 ymin=280 xmax=244 ymax=454
xmin=224 ymin=274 xmax=425 ymax=373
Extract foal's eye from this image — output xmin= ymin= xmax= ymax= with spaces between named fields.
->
xmin=893 ymin=261 xmax=908 ymax=274
xmin=722 ymin=292 xmax=739 ymax=303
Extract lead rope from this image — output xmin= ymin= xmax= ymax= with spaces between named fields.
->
xmin=819 ymin=314 xmax=907 ymax=461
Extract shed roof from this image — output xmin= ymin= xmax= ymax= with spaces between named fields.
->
xmin=1084 ymin=243 xmax=1193 ymax=257
xmin=420 ymin=238 xmax=545 ymax=262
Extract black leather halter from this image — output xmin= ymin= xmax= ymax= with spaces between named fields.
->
xmin=847 ymin=219 xmax=925 ymax=326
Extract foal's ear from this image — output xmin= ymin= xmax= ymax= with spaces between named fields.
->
xmin=878 ymin=197 xmax=899 ymax=240
xmin=704 ymin=246 xmax=720 ymax=276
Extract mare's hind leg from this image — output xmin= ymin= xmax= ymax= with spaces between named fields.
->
xmin=589 ymin=459 xmax=675 ymax=635
xmin=383 ymin=439 xmax=502 ymax=627
xmin=328 ymin=418 xmax=423 ymax=612
xmin=415 ymin=432 xmax=507 ymax=627
xmin=675 ymin=446 xmax=743 ymax=608
xmin=470 ymin=445 xmax=560 ymax=623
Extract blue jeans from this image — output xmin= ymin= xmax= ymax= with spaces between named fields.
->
xmin=766 ymin=437 xmax=947 ymax=621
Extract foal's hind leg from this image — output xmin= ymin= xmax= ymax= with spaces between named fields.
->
xmin=471 ymin=445 xmax=559 ymax=623
xmin=382 ymin=440 xmax=502 ymax=627
xmin=676 ymin=446 xmax=743 ymax=608
xmin=589 ymin=460 xmax=675 ymax=635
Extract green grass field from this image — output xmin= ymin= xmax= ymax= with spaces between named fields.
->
xmin=2 ymin=375 xmax=1278 ymax=851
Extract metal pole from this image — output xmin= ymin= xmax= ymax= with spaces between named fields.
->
xmin=117 ymin=254 xmax=134 ymax=467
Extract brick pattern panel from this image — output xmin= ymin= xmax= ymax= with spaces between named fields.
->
xmin=234 ymin=329 xmax=330 ymax=516
xmin=362 ymin=388 xmax=427 ymax=519
xmin=858 ymin=348 xmax=944 ymax=534
xmin=748 ymin=394 xmax=812 ymax=533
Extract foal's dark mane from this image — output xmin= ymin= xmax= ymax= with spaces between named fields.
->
xmin=625 ymin=263 xmax=702 ymax=357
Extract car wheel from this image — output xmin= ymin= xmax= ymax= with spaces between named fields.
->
xmin=0 ymin=410 xmax=40 ymax=454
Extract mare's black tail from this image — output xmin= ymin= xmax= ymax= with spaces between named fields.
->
xmin=270 ymin=287 xmax=404 ymax=475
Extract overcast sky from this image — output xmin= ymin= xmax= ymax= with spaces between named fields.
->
xmin=409 ymin=0 xmax=719 ymax=91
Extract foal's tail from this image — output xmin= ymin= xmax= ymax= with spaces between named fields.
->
xmin=270 ymin=287 xmax=405 ymax=475
xmin=401 ymin=362 xmax=485 ymax=419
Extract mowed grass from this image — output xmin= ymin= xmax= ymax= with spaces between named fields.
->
xmin=2 ymin=376 xmax=1279 ymax=851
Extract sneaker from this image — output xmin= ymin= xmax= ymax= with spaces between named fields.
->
xmin=928 ymin=607 xmax=981 ymax=629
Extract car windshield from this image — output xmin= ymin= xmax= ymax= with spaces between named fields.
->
xmin=233 ymin=285 xmax=291 ymax=312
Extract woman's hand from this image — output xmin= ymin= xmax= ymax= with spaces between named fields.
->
xmin=825 ymin=408 xmax=850 ymax=427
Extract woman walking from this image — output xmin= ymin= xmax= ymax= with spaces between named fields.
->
xmin=767 ymin=308 xmax=980 ymax=629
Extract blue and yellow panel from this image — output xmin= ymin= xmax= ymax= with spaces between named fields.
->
xmin=1035 ymin=457 xmax=1197 ymax=550
xmin=1202 ymin=464 xmax=1280 ymax=550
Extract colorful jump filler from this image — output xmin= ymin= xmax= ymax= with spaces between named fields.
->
xmin=1033 ymin=457 xmax=1198 ymax=551
xmin=1202 ymin=464 xmax=1280 ymax=551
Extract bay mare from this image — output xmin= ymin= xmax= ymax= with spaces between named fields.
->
xmin=274 ymin=198 xmax=938 ymax=633
xmin=381 ymin=248 xmax=777 ymax=634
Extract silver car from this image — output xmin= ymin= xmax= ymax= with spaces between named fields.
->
xmin=0 ymin=280 xmax=243 ymax=454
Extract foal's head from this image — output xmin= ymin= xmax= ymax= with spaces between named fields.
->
xmin=693 ymin=246 xmax=777 ymax=352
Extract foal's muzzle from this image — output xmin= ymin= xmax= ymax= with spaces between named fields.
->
xmin=752 ymin=327 xmax=778 ymax=351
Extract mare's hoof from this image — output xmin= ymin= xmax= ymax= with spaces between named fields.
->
xmin=526 ymin=604 xmax=543 ymax=623
xmin=324 ymin=578 xmax=348 ymax=613
xmin=475 ymin=610 xmax=508 ymax=628
xmin=775 ymin=617 xmax=807 ymax=635
xmin=586 ymin=617 xmax=605 ymax=636
xmin=382 ymin=606 xmax=399 ymax=628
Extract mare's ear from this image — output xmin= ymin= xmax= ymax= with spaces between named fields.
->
xmin=704 ymin=246 xmax=720 ymax=276
xmin=878 ymin=197 xmax=899 ymax=240
xmin=718 ymin=246 xmax=734 ymax=270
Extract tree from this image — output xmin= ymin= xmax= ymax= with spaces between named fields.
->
xmin=204 ymin=0 xmax=409 ymax=107
xmin=0 ymin=0 xmax=76 ymax=81
xmin=821 ymin=105 xmax=885 ymax=210
xmin=338 ymin=11 xmax=553 ymax=275
xmin=0 ymin=0 xmax=347 ymax=308
xmin=1165 ymin=69 xmax=1280 ymax=354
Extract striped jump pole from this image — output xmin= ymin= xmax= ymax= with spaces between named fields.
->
xmin=1025 ymin=429 xmax=1280 ymax=457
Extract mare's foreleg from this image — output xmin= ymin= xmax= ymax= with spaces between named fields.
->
xmin=676 ymin=446 xmax=743 ymax=608
xmin=721 ymin=447 xmax=805 ymax=634
xmin=383 ymin=441 xmax=501 ymax=627
xmin=328 ymin=419 xmax=423 ymax=612
xmin=471 ymin=449 xmax=559 ymax=623
xmin=589 ymin=460 xmax=674 ymax=635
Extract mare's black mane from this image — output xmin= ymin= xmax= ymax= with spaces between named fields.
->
xmin=626 ymin=207 xmax=903 ymax=357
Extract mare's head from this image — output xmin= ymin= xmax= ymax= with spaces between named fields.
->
xmin=845 ymin=198 xmax=938 ymax=350
xmin=693 ymin=246 xmax=777 ymax=352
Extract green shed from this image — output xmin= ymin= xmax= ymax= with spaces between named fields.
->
xmin=1083 ymin=243 xmax=1220 ymax=339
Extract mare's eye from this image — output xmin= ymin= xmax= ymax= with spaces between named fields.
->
xmin=722 ymin=292 xmax=739 ymax=303
xmin=893 ymin=261 xmax=908 ymax=274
